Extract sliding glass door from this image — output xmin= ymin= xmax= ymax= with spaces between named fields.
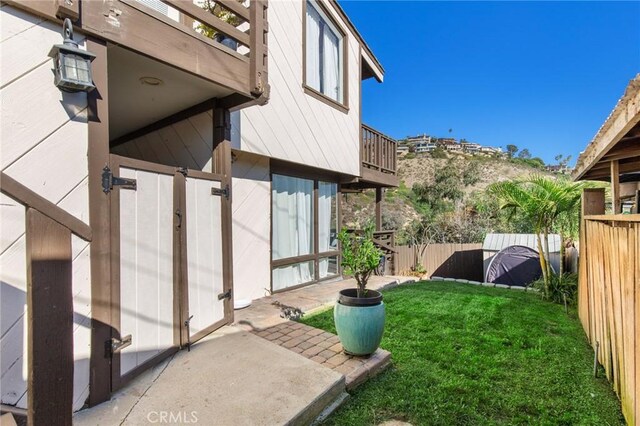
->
xmin=271 ymin=174 xmax=339 ymax=292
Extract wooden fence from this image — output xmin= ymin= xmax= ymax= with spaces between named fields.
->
xmin=395 ymin=243 xmax=483 ymax=282
xmin=579 ymin=215 xmax=638 ymax=426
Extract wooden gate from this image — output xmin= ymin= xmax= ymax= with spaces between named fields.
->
xmin=108 ymin=155 xmax=231 ymax=389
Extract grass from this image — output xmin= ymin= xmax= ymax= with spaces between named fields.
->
xmin=301 ymin=281 xmax=624 ymax=425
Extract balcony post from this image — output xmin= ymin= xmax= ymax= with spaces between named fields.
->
xmin=375 ymin=187 xmax=383 ymax=231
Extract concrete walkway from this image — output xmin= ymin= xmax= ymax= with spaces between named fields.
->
xmin=74 ymin=328 xmax=345 ymax=426
xmin=234 ymin=275 xmax=414 ymax=330
xmin=73 ymin=276 xmax=413 ymax=425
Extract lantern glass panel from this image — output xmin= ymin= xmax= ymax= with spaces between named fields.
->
xmin=61 ymin=54 xmax=91 ymax=84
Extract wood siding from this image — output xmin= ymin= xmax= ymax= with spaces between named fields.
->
xmin=185 ymin=176 xmax=225 ymax=337
xmin=117 ymin=168 xmax=175 ymax=376
xmin=231 ymin=153 xmax=271 ymax=301
xmin=0 ymin=6 xmax=91 ymax=412
xmin=234 ymin=0 xmax=361 ymax=176
xmin=112 ymin=111 xmax=215 ymax=172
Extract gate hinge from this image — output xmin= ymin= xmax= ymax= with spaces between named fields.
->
xmin=102 ymin=166 xmax=137 ymax=193
xmin=217 ymin=289 xmax=232 ymax=300
xmin=108 ymin=335 xmax=132 ymax=356
xmin=211 ymin=185 xmax=230 ymax=199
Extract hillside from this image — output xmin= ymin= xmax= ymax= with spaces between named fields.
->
xmin=342 ymin=151 xmax=555 ymax=232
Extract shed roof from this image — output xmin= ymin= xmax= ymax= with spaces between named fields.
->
xmin=483 ymin=233 xmax=561 ymax=253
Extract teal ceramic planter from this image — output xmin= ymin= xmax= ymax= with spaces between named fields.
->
xmin=334 ymin=290 xmax=385 ymax=356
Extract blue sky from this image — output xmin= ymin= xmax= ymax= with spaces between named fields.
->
xmin=341 ymin=1 xmax=640 ymax=165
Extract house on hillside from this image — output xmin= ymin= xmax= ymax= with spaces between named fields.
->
xmin=0 ymin=0 xmax=396 ymax=421
xmin=460 ymin=141 xmax=481 ymax=153
xmin=415 ymin=141 xmax=438 ymax=153
xmin=572 ymin=74 xmax=639 ymax=426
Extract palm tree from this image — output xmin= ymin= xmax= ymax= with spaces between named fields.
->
xmin=488 ymin=176 xmax=588 ymax=296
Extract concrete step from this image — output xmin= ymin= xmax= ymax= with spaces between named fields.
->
xmin=74 ymin=328 xmax=345 ymax=426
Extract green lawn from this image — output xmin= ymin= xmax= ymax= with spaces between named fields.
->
xmin=301 ymin=281 xmax=624 ymax=425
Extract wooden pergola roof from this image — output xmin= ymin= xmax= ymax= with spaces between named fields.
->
xmin=572 ymin=74 xmax=640 ymax=182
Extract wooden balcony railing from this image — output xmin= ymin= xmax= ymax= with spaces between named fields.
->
xmin=8 ymin=0 xmax=269 ymax=104
xmin=360 ymin=124 xmax=398 ymax=187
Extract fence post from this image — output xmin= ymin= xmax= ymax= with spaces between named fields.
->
xmin=26 ymin=209 xmax=74 ymax=425
xmin=578 ymin=188 xmax=605 ymax=340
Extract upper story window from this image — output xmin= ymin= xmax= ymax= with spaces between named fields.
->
xmin=305 ymin=0 xmax=345 ymax=105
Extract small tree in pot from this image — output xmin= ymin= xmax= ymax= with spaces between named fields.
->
xmin=338 ymin=225 xmax=383 ymax=298
xmin=335 ymin=225 xmax=385 ymax=356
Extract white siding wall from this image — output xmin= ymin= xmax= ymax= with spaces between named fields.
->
xmin=0 ymin=6 xmax=91 ymax=411
xmin=112 ymin=111 xmax=214 ymax=172
xmin=235 ymin=0 xmax=361 ymax=176
xmin=231 ymin=153 xmax=271 ymax=302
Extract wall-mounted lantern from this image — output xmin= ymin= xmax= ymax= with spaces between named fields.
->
xmin=48 ymin=18 xmax=96 ymax=93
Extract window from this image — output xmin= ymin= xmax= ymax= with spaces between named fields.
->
xmin=305 ymin=0 xmax=344 ymax=104
xmin=272 ymin=175 xmax=339 ymax=291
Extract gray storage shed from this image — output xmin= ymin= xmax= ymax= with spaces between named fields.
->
xmin=482 ymin=233 xmax=562 ymax=281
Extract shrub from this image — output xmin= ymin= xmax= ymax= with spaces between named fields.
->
xmin=532 ymin=273 xmax=578 ymax=306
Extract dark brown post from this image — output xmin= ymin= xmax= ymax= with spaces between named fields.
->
xmin=213 ymin=106 xmax=235 ymax=324
xmin=249 ymin=0 xmax=269 ymax=99
xmin=610 ymin=160 xmax=620 ymax=214
xmin=86 ymin=38 xmax=113 ymax=406
xmin=375 ymin=187 xmax=383 ymax=231
xmin=26 ymin=209 xmax=73 ymax=425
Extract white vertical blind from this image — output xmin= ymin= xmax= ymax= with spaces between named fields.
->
xmin=322 ymin=29 xmax=340 ymax=102
xmin=272 ymin=175 xmax=314 ymax=290
xmin=306 ymin=4 xmax=322 ymax=92
xmin=306 ymin=0 xmax=342 ymax=102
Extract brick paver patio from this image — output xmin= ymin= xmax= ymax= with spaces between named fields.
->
xmin=253 ymin=321 xmax=391 ymax=390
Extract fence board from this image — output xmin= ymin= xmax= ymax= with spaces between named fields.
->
xmin=395 ymin=243 xmax=483 ymax=282
xmin=579 ymin=218 xmax=638 ymax=426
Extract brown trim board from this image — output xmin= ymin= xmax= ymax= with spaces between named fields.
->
xmin=86 ymin=38 xmax=113 ymax=407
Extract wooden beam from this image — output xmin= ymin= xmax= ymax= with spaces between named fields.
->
xmin=612 ymin=160 xmax=621 ymax=214
xmin=213 ymin=106 xmax=234 ymax=324
xmin=375 ymin=187 xmax=383 ymax=231
xmin=0 ymin=172 xmax=92 ymax=241
xmin=86 ymin=38 xmax=113 ymax=407
xmin=582 ymin=159 xmax=640 ymax=180
xmin=56 ymin=0 xmax=79 ymax=21
xmin=26 ymin=209 xmax=73 ymax=426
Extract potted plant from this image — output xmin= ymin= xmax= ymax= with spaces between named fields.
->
xmin=335 ymin=225 xmax=385 ymax=356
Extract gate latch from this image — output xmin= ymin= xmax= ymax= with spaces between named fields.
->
xmin=218 ymin=290 xmax=232 ymax=300
xmin=102 ymin=166 xmax=137 ymax=193
xmin=109 ymin=334 xmax=132 ymax=355
xmin=211 ymin=185 xmax=229 ymax=199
